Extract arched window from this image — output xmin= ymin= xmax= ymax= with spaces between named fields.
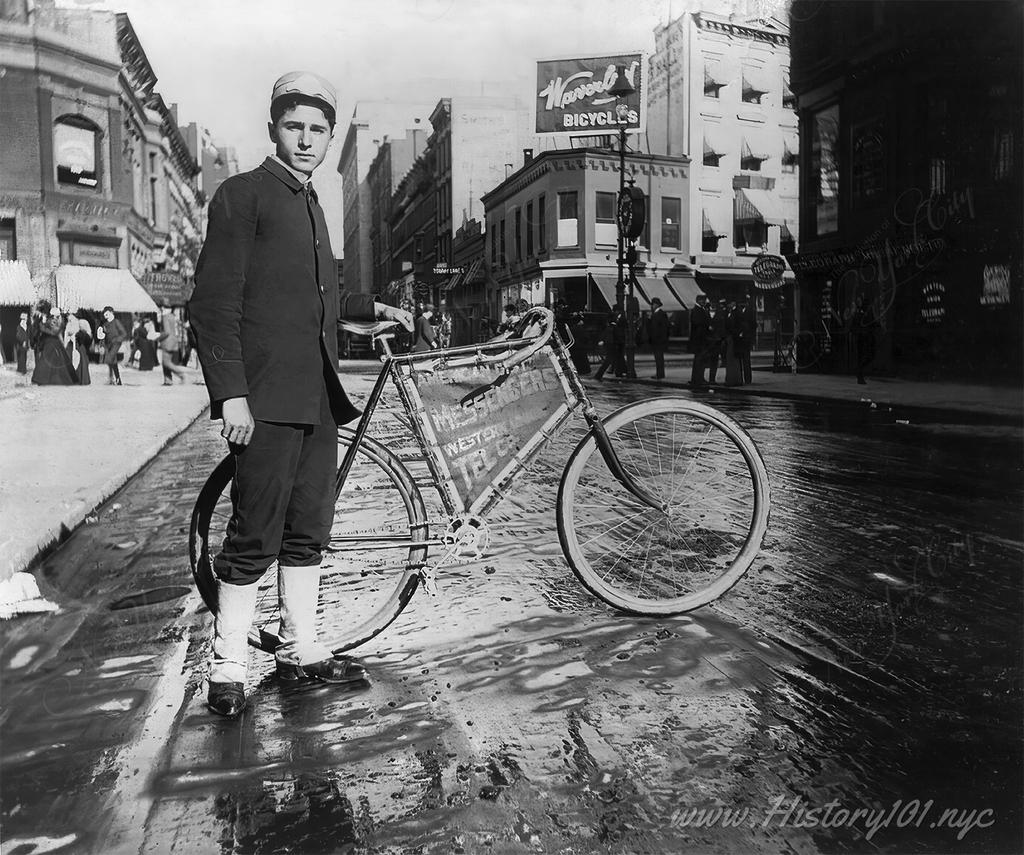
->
xmin=54 ymin=115 xmax=100 ymax=188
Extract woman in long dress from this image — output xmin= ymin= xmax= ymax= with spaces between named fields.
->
xmin=410 ymin=304 xmax=436 ymax=353
xmin=64 ymin=313 xmax=92 ymax=386
xmin=30 ymin=301 xmax=77 ymax=386
xmin=137 ymin=317 xmax=159 ymax=371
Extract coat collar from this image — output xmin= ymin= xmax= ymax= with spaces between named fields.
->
xmin=260 ymin=157 xmax=317 ymax=202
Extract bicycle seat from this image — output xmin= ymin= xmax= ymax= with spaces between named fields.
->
xmin=338 ymin=320 xmax=399 ymax=337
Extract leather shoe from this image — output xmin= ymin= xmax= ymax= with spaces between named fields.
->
xmin=207 ymin=681 xmax=245 ymax=717
xmin=276 ymin=656 xmax=368 ymax=685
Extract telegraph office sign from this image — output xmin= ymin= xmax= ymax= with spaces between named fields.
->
xmin=536 ymin=53 xmax=646 ymax=136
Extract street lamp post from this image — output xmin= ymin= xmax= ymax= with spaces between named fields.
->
xmin=608 ymin=64 xmax=640 ymax=378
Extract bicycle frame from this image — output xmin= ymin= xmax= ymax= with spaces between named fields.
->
xmin=335 ymin=310 xmax=665 ymax=531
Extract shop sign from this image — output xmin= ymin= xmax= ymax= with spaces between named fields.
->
xmin=536 ymin=53 xmax=645 ymax=136
xmin=980 ymin=264 xmax=1010 ymax=305
xmin=751 ymin=253 xmax=786 ymax=289
xmin=141 ymin=270 xmax=190 ymax=306
xmin=434 ymin=264 xmax=464 ymax=275
xmin=72 ymin=243 xmax=118 ymax=268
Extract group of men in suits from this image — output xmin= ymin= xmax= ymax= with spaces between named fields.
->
xmin=688 ymin=295 xmax=756 ymax=388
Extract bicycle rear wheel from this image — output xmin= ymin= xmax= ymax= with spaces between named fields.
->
xmin=557 ymin=398 xmax=769 ymax=615
xmin=189 ymin=428 xmax=429 ymax=654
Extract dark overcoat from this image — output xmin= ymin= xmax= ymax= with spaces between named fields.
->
xmin=189 ymin=158 xmax=374 ymax=424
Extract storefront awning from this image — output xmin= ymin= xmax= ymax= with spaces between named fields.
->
xmin=589 ymin=273 xmax=702 ymax=313
xmin=632 ymin=276 xmax=685 ymax=312
xmin=663 ymin=274 xmax=703 ymax=308
xmin=461 ymin=258 xmax=484 ymax=285
xmin=735 ymin=188 xmax=786 ymax=226
xmin=52 ymin=265 xmax=158 ymax=313
xmin=439 ymin=273 xmax=462 ymax=293
xmin=0 ymin=260 xmax=37 ymax=307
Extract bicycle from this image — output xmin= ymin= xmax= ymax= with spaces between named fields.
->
xmin=189 ymin=308 xmax=770 ymax=655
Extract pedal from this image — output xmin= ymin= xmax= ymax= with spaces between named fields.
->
xmin=420 ymin=565 xmax=438 ymax=597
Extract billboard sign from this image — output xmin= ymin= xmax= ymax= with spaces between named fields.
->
xmin=536 ymin=53 xmax=645 ymax=136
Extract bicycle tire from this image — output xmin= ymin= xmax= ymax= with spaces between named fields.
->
xmin=188 ymin=427 xmax=429 ymax=654
xmin=556 ymin=398 xmax=769 ymax=615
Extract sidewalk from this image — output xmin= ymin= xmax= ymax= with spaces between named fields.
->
xmin=625 ymin=352 xmax=1023 ymax=424
xmin=0 ymin=362 xmax=209 ymax=599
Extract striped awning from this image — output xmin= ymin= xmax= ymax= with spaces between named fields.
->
xmin=51 ymin=265 xmax=158 ymax=313
xmin=0 ymin=260 xmax=37 ymax=307
xmin=735 ymin=188 xmax=786 ymax=226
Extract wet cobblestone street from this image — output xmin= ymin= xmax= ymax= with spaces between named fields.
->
xmin=2 ymin=378 xmax=1021 ymax=854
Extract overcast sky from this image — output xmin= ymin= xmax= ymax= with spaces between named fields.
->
xmin=83 ymin=0 xmax=773 ymax=241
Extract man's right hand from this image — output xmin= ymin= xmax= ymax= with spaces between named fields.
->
xmin=221 ymin=396 xmax=255 ymax=446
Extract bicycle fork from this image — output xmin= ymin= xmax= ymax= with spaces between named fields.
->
xmin=585 ymin=407 xmax=667 ymax=512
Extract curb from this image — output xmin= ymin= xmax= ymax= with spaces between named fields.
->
xmin=2 ymin=401 xmax=210 ymax=604
xmin=602 ymin=376 xmax=1024 ymax=427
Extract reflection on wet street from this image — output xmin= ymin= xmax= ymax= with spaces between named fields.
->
xmin=1 ymin=379 xmax=1021 ymax=854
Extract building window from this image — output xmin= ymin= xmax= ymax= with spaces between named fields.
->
xmin=782 ymin=73 xmax=797 ymax=110
xmin=994 ymin=130 xmax=1014 ymax=181
xmin=526 ymin=201 xmax=535 ymax=257
xmin=595 ymin=191 xmax=616 ymax=246
xmin=0 ymin=219 xmax=15 ymax=260
xmin=499 ymin=218 xmax=506 ymax=265
xmin=538 ymin=194 xmax=547 ymax=251
xmin=661 ymin=197 xmax=681 ymax=250
xmin=490 ymin=220 xmax=497 ymax=265
xmin=733 ymin=219 xmax=766 ymax=252
xmin=811 ymin=104 xmax=840 ymax=235
xmin=703 ymin=126 xmax=725 ymax=167
xmin=742 ymin=65 xmax=769 ymax=105
xmin=557 ymin=191 xmax=578 ymax=248
xmin=514 ymin=208 xmax=522 ymax=260
xmin=702 ymin=209 xmax=721 ymax=253
xmin=704 ymin=60 xmax=725 ymax=99
xmin=782 ymin=136 xmax=799 ymax=174
xmin=929 ymin=158 xmax=947 ymax=195
xmin=851 ymin=121 xmax=885 ymax=203
xmin=741 ymin=136 xmax=769 ymax=172
xmin=780 ymin=223 xmax=796 ymax=257
xmin=54 ymin=116 xmax=100 ymax=188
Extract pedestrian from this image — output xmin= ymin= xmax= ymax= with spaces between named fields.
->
xmin=15 ymin=311 xmax=30 ymax=374
xmin=738 ymin=298 xmax=755 ymax=384
xmin=411 ymin=303 xmax=437 ymax=352
xmin=64 ymin=310 xmax=92 ymax=386
xmin=851 ymin=296 xmax=876 ymax=385
xmin=648 ymin=297 xmax=669 ymax=380
xmin=156 ymin=304 xmax=194 ymax=385
xmin=137 ymin=318 xmax=159 ymax=371
xmin=188 ymin=70 xmax=413 ymax=718
xmin=704 ymin=299 xmax=728 ymax=385
xmin=688 ymin=294 xmax=710 ymax=388
xmin=127 ymin=318 xmax=143 ymax=368
xmin=594 ymin=303 xmax=626 ymax=380
xmin=724 ymin=300 xmax=743 ymax=387
xmin=97 ymin=306 xmax=127 ymax=385
xmin=30 ymin=301 xmax=77 ymax=386
xmin=437 ymin=306 xmax=453 ymax=349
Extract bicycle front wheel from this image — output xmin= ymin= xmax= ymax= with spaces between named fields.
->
xmin=189 ymin=428 xmax=429 ymax=654
xmin=557 ymin=398 xmax=769 ymax=615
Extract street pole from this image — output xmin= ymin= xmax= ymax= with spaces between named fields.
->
xmin=609 ymin=63 xmax=638 ymax=379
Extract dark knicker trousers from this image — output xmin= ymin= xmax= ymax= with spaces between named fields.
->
xmin=215 ymin=379 xmax=338 ymax=584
